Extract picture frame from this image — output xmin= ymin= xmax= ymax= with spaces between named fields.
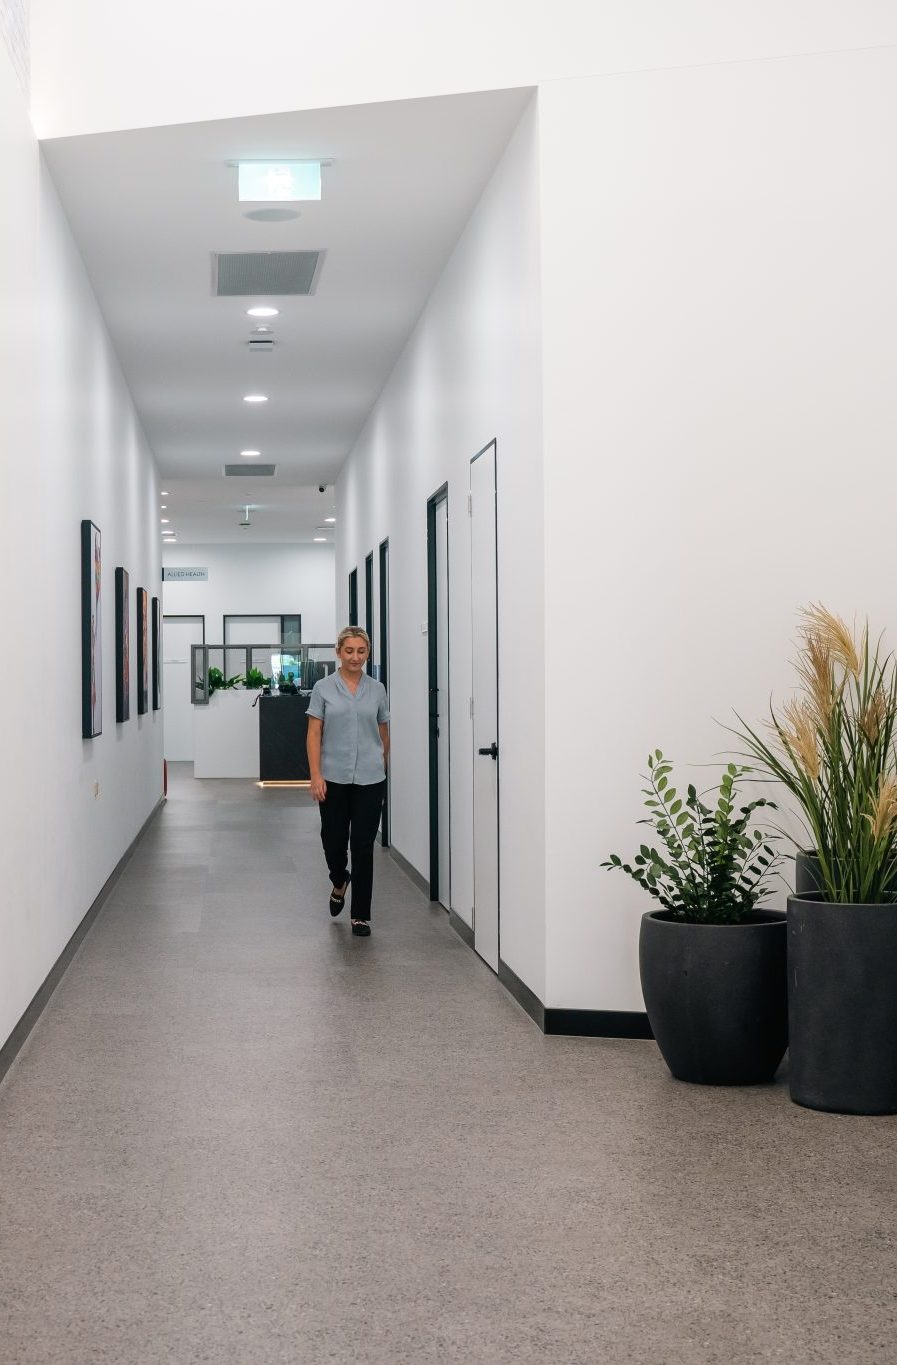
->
xmin=152 ymin=595 xmax=162 ymax=711
xmin=80 ymin=520 xmax=102 ymax=738
xmin=137 ymin=587 xmax=149 ymax=714
xmin=115 ymin=567 xmax=130 ymax=723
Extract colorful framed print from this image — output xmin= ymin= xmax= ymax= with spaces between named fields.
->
xmin=115 ymin=568 xmax=130 ymax=723
xmin=137 ymin=587 xmax=149 ymax=715
xmin=151 ymin=596 xmax=162 ymax=711
xmin=80 ymin=520 xmax=102 ymax=738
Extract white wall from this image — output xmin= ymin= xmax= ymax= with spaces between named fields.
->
xmin=161 ymin=543 xmax=336 ymax=643
xmin=29 ymin=0 xmax=897 ymax=138
xmin=337 ymin=98 xmax=545 ymax=998
xmin=539 ymin=45 xmax=897 ymax=1009
xmin=0 ymin=38 xmax=162 ymax=1051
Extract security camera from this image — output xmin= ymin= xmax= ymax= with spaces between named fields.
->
xmin=318 ymin=484 xmax=326 ymax=493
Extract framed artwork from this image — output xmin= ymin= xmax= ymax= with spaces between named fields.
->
xmin=137 ymin=587 xmax=149 ymax=714
xmin=115 ymin=568 xmax=130 ymax=723
xmin=80 ymin=520 xmax=102 ymax=738
xmin=151 ymin=596 xmax=162 ymax=711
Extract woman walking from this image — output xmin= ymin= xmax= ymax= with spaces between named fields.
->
xmin=306 ymin=627 xmax=389 ymax=936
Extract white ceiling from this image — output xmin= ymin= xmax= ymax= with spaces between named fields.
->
xmin=157 ymin=475 xmax=338 ymax=546
xmin=43 ymin=88 xmax=532 ymax=542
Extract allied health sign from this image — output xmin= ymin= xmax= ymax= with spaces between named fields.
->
xmin=162 ymin=567 xmax=208 ymax=581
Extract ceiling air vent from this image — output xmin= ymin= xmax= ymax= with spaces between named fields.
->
xmin=224 ymin=463 xmax=277 ymax=477
xmin=248 ymin=338 xmax=275 ymax=352
xmin=213 ymin=251 xmax=323 ymax=297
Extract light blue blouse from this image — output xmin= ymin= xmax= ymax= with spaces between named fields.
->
xmin=307 ymin=671 xmax=389 ymax=786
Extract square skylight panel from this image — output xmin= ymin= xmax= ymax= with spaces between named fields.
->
xmin=238 ymin=162 xmax=322 ymax=202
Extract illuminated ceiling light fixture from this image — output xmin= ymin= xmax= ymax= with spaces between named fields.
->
xmin=313 ymin=537 xmax=327 ymax=542
xmin=324 ymin=517 xmax=336 ymax=523
xmin=160 ymin=490 xmax=170 ymax=496
xmin=247 ymin=307 xmax=279 ymax=319
xmin=240 ymin=449 xmax=261 ymax=457
xmin=238 ymin=162 xmax=322 ymax=202
xmin=243 ymin=394 xmax=268 ymax=403
xmin=160 ymin=518 xmax=170 ymax=524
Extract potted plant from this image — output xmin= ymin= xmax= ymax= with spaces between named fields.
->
xmin=734 ymin=604 xmax=897 ymax=1114
xmin=244 ymin=666 xmax=271 ymax=690
xmin=603 ymin=752 xmax=785 ymax=1085
xmin=207 ymin=665 xmax=244 ymax=694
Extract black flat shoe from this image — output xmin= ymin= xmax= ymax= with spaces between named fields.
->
xmin=351 ymin=920 xmax=371 ymax=937
xmin=329 ymin=875 xmax=350 ymax=917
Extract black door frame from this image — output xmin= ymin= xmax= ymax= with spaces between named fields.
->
xmin=364 ymin=552 xmax=374 ymax=674
xmin=379 ymin=538 xmax=390 ymax=847
xmin=348 ymin=568 xmax=358 ymax=626
xmin=426 ymin=484 xmax=449 ymax=903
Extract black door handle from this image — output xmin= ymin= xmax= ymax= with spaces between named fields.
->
xmin=478 ymin=742 xmax=498 ymax=760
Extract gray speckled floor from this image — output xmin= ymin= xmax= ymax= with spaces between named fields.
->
xmin=1 ymin=766 xmax=896 ymax=1364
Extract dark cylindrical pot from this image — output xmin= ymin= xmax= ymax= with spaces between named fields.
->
xmin=639 ymin=911 xmax=788 ymax=1085
xmin=794 ymin=850 xmax=897 ymax=898
xmin=795 ymin=850 xmax=823 ymax=896
xmin=787 ymin=896 xmax=897 ymax=1114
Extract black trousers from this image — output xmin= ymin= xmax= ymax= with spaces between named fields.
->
xmin=318 ymin=780 xmax=386 ymax=921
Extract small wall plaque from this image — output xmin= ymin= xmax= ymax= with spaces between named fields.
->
xmin=162 ymin=567 xmax=208 ymax=581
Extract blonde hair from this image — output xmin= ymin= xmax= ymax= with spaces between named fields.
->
xmin=336 ymin=626 xmax=371 ymax=653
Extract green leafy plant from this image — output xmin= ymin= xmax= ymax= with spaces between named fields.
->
xmin=207 ymin=666 xmax=244 ymax=694
xmin=244 ymin=666 xmax=271 ymax=690
xmin=602 ymin=752 xmax=779 ymax=924
xmin=732 ymin=604 xmax=897 ymax=904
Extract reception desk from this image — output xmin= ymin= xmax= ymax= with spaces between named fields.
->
xmin=192 ymin=691 xmax=311 ymax=780
xmin=258 ymin=694 xmax=311 ymax=781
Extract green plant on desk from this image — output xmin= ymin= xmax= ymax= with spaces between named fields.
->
xmin=245 ymin=666 xmax=272 ymax=690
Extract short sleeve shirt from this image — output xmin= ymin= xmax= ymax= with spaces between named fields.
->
xmin=307 ymin=671 xmax=389 ymax=785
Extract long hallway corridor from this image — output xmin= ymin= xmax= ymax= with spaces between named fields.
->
xmin=1 ymin=767 xmax=896 ymax=1364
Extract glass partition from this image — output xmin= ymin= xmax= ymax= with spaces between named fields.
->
xmin=190 ymin=644 xmax=336 ymax=703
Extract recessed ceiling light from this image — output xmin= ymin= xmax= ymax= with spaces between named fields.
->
xmin=238 ymin=163 xmax=322 ymax=203
xmin=313 ymin=537 xmax=327 ymax=542
xmin=252 ymin=326 xmax=272 ymax=335
xmin=324 ymin=516 xmax=336 ymax=523
xmin=243 ymin=394 xmax=268 ymax=403
xmin=246 ymin=307 xmax=279 ymax=318
xmin=161 ymin=504 xmax=167 ymax=509
xmin=160 ymin=490 xmax=170 ymax=496
xmin=160 ymin=518 xmax=170 ymax=524
xmin=240 ymin=449 xmax=261 ymax=457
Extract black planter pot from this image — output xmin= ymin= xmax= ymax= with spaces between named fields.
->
xmin=638 ymin=911 xmax=788 ymax=1085
xmin=794 ymin=850 xmax=897 ymax=899
xmin=795 ymin=850 xmax=822 ymax=896
xmin=787 ymin=895 xmax=897 ymax=1114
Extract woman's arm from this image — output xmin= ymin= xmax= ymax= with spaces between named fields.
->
xmin=379 ymin=722 xmax=390 ymax=771
xmin=307 ymin=716 xmax=327 ymax=801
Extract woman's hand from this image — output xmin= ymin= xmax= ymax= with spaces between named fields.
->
xmin=310 ymin=774 xmax=327 ymax=802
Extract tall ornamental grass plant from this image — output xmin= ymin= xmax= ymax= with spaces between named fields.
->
xmin=734 ymin=605 xmax=897 ymax=905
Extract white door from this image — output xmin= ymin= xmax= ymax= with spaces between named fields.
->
xmin=435 ymin=497 xmax=451 ymax=911
xmin=470 ymin=442 xmax=499 ymax=970
xmin=163 ymin=616 xmax=204 ymax=761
